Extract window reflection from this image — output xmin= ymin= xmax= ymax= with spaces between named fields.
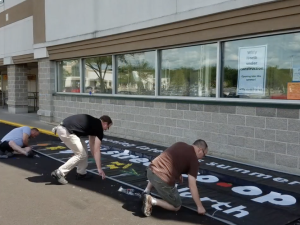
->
xmin=116 ymin=52 xmax=155 ymax=95
xmin=58 ymin=60 xmax=80 ymax=93
xmin=84 ymin=56 xmax=112 ymax=94
xmin=222 ymin=32 xmax=300 ymax=100
xmin=160 ymin=44 xmax=217 ymax=97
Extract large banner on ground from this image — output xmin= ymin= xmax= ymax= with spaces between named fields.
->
xmin=33 ymin=136 xmax=300 ymax=225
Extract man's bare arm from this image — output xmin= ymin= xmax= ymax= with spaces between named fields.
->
xmin=89 ymin=136 xmax=95 ymax=157
xmin=188 ymin=175 xmax=206 ymax=215
xmin=22 ymin=133 xmax=29 ymax=147
xmin=93 ymin=137 xmax=106 ymax=179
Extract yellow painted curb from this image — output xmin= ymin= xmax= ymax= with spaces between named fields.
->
xmin=0 ymin=119 xmax=58 ymax=137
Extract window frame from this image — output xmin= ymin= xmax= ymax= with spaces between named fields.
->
xmin=54 ymin=29 xmax=300 ymax=105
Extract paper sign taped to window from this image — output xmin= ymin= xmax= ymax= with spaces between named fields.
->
xmin=287 ymin=82 xmax=300 ymax=100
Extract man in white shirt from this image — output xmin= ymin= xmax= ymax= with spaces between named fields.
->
xmin=0 ymin=126 xmax=40 ymax=158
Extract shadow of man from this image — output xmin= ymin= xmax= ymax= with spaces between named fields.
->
xmin=26 ymin=175 xmax=58 ymax=185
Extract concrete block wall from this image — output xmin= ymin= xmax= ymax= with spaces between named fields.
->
xmin=37 ymin=59 xmax=55 ymax=122
xmin=7 ymin=65 xmax=28 ymax=114
xmin=51 ymin=95 xmax=300 ymax=175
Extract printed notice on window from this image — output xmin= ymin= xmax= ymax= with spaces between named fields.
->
xmin=237 ymin=45 xmax=267 ymax=95
xmin=287 ymin=82 xmax=300 ymax=100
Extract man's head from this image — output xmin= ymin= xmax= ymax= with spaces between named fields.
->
xmin=100 ymin=115 xmax=113 ymax=131
xmin=30 ymin=128 xmax=40 ymax=139
xmin=192 ymin=139 xmax=208 ymax=159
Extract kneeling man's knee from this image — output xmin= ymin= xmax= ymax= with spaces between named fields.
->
xmin=174 ymin=205 xmax=181 ymax=211
xmin=78 ymin=152 xmax=87 ymax=160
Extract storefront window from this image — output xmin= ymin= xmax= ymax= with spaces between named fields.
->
xmin=83 ymin=56 xmax=112 ymax=94
xmin=57 ymin=60 xmax=80 ymax=93
xmin=116 ymin=51 xmax=155 ymax=95
xmin=160 ymin=43 xmax=217 ymax=97
xmin=222 ymin=32 xmax=300 ymax=100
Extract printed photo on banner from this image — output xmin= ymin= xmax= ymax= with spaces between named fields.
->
xmin=237 ymin=45 xmax=267 ymax=95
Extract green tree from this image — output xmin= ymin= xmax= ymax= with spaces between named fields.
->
xmin=85 ymin=56 xmax=112 ymax=93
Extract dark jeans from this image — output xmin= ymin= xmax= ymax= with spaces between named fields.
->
xmin=147 ymin=168 xmax=182 ymax=208
xmin=0 ymin=141 xmax=14 ymax=153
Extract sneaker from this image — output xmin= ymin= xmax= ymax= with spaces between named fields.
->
xmin=75 ymin=172 xmax=93 ymax=180
xmin=0 ymin=150 xmax=8 ymax=159
xmin=26 ymin=150 xmax=34 ymax=158
xmin=52 ymin=126 xmax=57 ymax=135
xmin=51 ymin=169 xmax=68 ymax=185
xmin=139 ymin=191 xmax=147 ymax=201
xmin=142 ymin=194 xmax=153 ymax=217
xmin=5 ymin=151 xmax=14 ymax=158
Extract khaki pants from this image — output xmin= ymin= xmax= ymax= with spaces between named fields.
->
xmin=56 ymin=126 xmax=88 ymax=176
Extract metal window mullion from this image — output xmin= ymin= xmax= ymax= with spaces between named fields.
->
xmin=155 ymin=50 xmax=160 ymax=97
xmin=112 ymin=55 xmax=116 ymax=95
xmin=80 ymin=58 xmax=84 ymax=93
xmin=216 ymin=41 xmax=221 ymax=99
xmin=1 ymin=74 xmax=3 ymax=108
xmin=55 ymin=62 xmax=58 ymax=92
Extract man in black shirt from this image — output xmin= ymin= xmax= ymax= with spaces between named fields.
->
xmin=51 ymin=114 xmax=113 ymax=184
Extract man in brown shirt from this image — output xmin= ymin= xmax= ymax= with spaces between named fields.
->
xmin=142 ymin=139 xmax=208 ymax=217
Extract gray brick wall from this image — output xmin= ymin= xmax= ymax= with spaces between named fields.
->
xmin=37 ymin=59 xmax=55 ymax=122
xmin=49 ymin=96 xmax=300 ymax=175
xmin=7 ymin=65 xmax=28 ymax=114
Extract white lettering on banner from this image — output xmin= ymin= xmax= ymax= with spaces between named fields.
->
xmin=182 ymin=174 xmax=219 ymax=183
xmin=178 ymin=187 xmax=190 ymax=193
xmin=232 ymin=186 xmax=262 ymax=196
xmin=196 ymin=175 xmax=219 ymax=183
xmin=136 ymin=146 xmax=163 ymax=153
xmin=206 ymin=162 xmax=218 ymax=166
xmin=205 ymin=161 xmax=300 ymax=185
xmin=102 ymin=151 xmax=120 ymax=155
xmin=111 ymin=151 xmax=139 ymax=159
xmin=273 ymin=177 xmax=289 ymax=183
xmin=102 ymin=138 xmax=136 ymax=147
xmin=249 ymin=172 xmax=272 ymax=179
xmin=223 ymin=206 xmax=249 ymax=218
xmin=201 ymin=197 xmax=249 ymax=218
xmin=288 ymin=181 xmax=300 ymax=185
xmin=129 ymin=158 xmax=149 ymax=163
xmin=252 ymin=191 xmax=297 ymax=206
xmin=229 ymin=168 xmax=250 ymax=174
xmin=217 ymin=164 xmax=231 ymax=169
xmin=180 ymin=192 xmax=192 ymax=198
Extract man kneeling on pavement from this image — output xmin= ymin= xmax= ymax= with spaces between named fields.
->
xmin=142 ymin=139 xmax=208 ymax=217
xmin=0 ymin=126 xmax=40 ymax=158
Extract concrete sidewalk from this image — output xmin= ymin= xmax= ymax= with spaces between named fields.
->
xmin=0 ymin=108 xmax=56 ymax=134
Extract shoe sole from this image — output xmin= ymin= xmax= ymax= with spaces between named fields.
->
xmin=142 ymin=195 xmax=152 ymax=217
xmin=51 ymin=171 xmax=68 ymax=185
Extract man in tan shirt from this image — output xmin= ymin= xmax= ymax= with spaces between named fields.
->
xmin=142 ymin=139 xmax=208 ymax=217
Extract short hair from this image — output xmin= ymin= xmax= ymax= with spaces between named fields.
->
xmin=31 ymin=128 xmax=40 ymax=132
xmin=193 ymin=139 xmax=208 ymax=150
xmin=100 ymin=115 xmax=113 ymax=125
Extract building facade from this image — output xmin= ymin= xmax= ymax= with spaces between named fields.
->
xmin=1 ymin=0 xmax=300 ymax=174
